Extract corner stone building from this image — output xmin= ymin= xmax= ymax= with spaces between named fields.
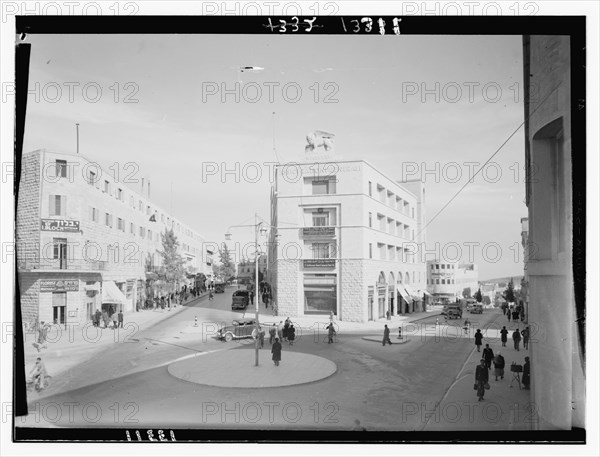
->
xmin=269 ymin=160 xmax=427 ymax=322
xmin=16 ymin=149 xmax=211 ymax=328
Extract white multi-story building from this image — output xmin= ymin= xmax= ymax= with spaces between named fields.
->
xmin=269 ymin=160 xmax=427 ymax=322
xmin=16 ymin=149 xmax=212 ymax=327
xmin=426 ymin=260 xmax=479 ymax=300
xmin=236 ymin=255 xmax=267 ymax=284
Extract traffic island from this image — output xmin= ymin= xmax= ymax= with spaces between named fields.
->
xmin=167 ymin=348 xmax=337 ymax=388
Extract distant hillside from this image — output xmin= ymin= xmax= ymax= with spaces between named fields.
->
xmin=480 ymin=275 xmax=524 ymax=285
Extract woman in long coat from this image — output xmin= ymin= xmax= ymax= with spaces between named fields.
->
xmin=475 ymin=359 xmax=489 ymax=401
xmin=271 ymin=338 xmax=282 ymax=366
xmin=474 ymin=329 xmax=483 ymax=352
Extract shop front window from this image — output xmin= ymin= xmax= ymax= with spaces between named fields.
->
xmin=304 ymin=274 xmax=336 ymax=314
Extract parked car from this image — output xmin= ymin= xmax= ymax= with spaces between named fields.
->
xmin=470 ymin=304 xmax=484 ymax=314
xmin=446 ymin=304 xmax=463 ymax=319
xmin=217 ymin=319 xmax=258 ymax=342
xmin=231 ymin=290 xmax=250 ymax=309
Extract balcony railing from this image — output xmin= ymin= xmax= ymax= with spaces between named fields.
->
xmin=19 ymin=259 xmax=108 ymax=271
xmin=300 ymin=226 xmax=336 ymax=237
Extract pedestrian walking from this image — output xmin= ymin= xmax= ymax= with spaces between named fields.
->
xmin=277 ymin=321 xmax=283 ymax=341
xmin=327 ymin=323 xmax=336 ymax=344
xmin=283 ymin=318 xmax=290 ymax=342
xmin=500 ymin=326 xmax=508 ymax=347
xmin=522 ymin=356 xmax=531 ymax=389
xmin=482 ymin=344 xmax=494 ymax=370
xmin=269 ymin=323 xmax=277 ymax=345
xmin=521 ymin=326 xmax=530 ymax=350
xmin=475 ymin=359 xmax=489 ymax=401
xmin=382 ymin=324 xmax=392 ymax=346
xmin=102 ymin=310 xmax=110 ymax=328
xmin=111 ymin=312 xmax=118 ymax=329
xmin=507 ymin=310 xmax=511 ymax=322
xmin=209 ymin=290 xmax=214 ymax=300
xmin=493 ymin=352 xmax=505 ymax=381
xmin=271 ymin=337 xmax=282 ymax=366
xmin=288 ymin=324 xmax=296 ymax=345
xmin=118 ymin=310 xmax=124 ymax=328
xmin=474 ymin=329 xmax=483 ymax=352
xmin=258 ymin=327 xmax=265 ymax=349
xmin=95 ymin=309 xmax=102 ymax=327
xmin=92 ymin=311 xmax=99 ymax=327
xmin=34 ymin=321 xmax=49 ymax=352
xmin=512 ymin=328 xmax=521 ymax=351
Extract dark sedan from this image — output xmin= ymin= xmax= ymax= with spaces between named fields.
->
xmin=217 ymin=319 xmax=258 ymax=342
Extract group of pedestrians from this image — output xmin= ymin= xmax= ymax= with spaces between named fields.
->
xmin=92 ymin=308 xmax=123 ymax=329
xmin=473 ymin=325 xmax=531 ymax=401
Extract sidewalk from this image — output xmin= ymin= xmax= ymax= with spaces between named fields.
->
xmin=23 ymin=291 xmax=209 ymax=380
xmin=422 ymin=337 xmax=533 ymax=430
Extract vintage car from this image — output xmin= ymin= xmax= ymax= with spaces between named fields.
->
xmin=445 ymin=304 xmax=463 ymax=319
xmin=217 ymin=319 xmax=258 ymax=342
xmin=214 ymin=283 xmax=226 ymax=293
xmin=231 ymin=290 xmax=250 ymax=309
xmin=470 ymin=304 xmax=484 ymax=314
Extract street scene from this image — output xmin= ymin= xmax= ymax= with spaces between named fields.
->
xmin=4 ymin=6 xmax=591 ymax=453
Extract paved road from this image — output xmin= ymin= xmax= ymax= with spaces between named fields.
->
xmin=18 ymin=293 xmax=521 ymax=431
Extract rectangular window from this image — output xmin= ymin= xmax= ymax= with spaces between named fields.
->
xmin=313 ymin=212 xmax=329 ymax=227
xmin=49 ymin=195 xmax=66 ymax=216
xmin=312 ymin=180 xmax=329 ymax=195
xmin=55 ymin=160 xmax=67 ymax=178
xmin=117 ymin=218 xmax=124 ymax=231
xmin=442 ymin=279 xmax=446 ymax=284
xmin=369 ymin=212 xmax=372 ymax=228
xmin=436 ymin=279 xmax=440 ymax=285
xmin=104 ymin=180 xmax=110 ymax=193
xmin=431 ymin=264 xmax=434 ymax=270
xmin=89 ymin=207 xmax=98 ymax=222
xmin=412 ymin=207 xmax=415 ymax=218
xmin=148 ymin=229 xmax=152 ymax=239
xmin=117 ymin=188 xmax=123 ymax=201
xmin=147 ymin=205 xmax=151 ymax=215
xmin=312 ymin=243 xmax=330 ymax=259
xmin=88 ymin=171 xmax=96 ymax=185
xmin=139 ymin=227 xmax=145 ymax=238
xmin=105 ymin=213 xmax=112 ymax=227
xmin=441 ymin=264 xmax=445 ymax=269
xmin=436 ymin=264 xmax=439 ymax=269
xmin=369 ymin=243 xmax=373 ymax=259
xmin=130 ymin=222 xmax=135 ymax=234
xmin=368 ymin=181 xmax=372 ymax=196
xmin=304 ymin=274 xmax=337 ymax=315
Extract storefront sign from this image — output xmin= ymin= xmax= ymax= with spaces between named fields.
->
xmin=41 ymin=219 xmax=80 ymax=232
xmin=303 ymin=259 xmax=336 ymax=268
xmin=40 ymin=279 xmax=79 ymax=292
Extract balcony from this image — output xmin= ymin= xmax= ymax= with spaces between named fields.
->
xmin=300 ymin=227 xmax=336 ymax=238
xmin=19 ymin=259 xmax=108 ymax=272
xmin=303 ymin=259 xmax=336 ymax=269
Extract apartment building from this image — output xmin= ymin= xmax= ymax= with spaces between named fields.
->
xmin=16 ymin=149 xmax=212 ymax=327
xmin=270 ymin=160 xmax=427 ymax=322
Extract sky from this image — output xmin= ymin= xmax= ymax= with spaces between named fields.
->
xmin=21 ymin=33 xmax=528 ymax=280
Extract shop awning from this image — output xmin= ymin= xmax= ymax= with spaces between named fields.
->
xmin=404 ymin=285 xmax=421 ymax=301
xmin=102 ymin=281 xmax=129 ymax=305
xmin=397 ymin=285 xmax=411 ymax=303
xmin=422 ymin=290 xmax=433 ymax=297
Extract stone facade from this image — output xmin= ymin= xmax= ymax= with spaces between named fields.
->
xmin=16 ymin=149 xmax=212 ymax=328
xmin=271 ymin=160 xmax=427 ymax=323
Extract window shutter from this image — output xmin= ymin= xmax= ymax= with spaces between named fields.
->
xmin=61 ymin=196 xmax=67 ymax=216
xmin=49 ymin=195 xmax=56 ymax=216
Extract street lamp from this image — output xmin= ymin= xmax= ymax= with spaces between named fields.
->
xmin=225 ymin=213 xmax=270 ymax=367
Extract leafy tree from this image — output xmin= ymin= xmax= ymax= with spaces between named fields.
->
xmin=462 ymin=287 xmax=472 ymax=298
xmin=474 ymin=288 xmax=483 ymax=303
xmin=482 ymin=295 xmax=491 ymax=305
xmin=157 ymin=228 xmax=187 ymax=294
xmin=503 ymin=278 xmax=516 ymax=304
xmin=213 ymin=243 xmax=236 ymax=282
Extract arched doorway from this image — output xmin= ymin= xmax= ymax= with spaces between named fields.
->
xmin=388 ymin=272 xmax=395 ymax=317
